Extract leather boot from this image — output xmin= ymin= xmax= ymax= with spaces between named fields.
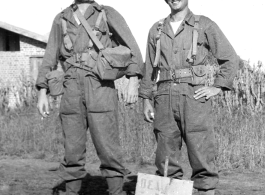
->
xmin=66 ymin=179 xmax=82 ymax=195
xmin=198 ymin=190 xmax=215 ymax=195
xmin=106 ymin=176 xmax=126 ymax=195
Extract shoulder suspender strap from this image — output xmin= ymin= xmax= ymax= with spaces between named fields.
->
xmin=73 ymin=13 xmax=81 ymax=25
xmin=153 ymin=19 xmax=165 ymax=67
xmin=153 ymin=39 xmax=161 ymax=67
xmin=102 ymin=9 xmax=107 ymax=22
xmin=194 ymin=15 xmax=201 ymax=27
xmin=95 ymin=10 xmax=105 ymax=31
xmin=61 ymin=18 xmax=73 ymax=51
xmin=187 ymin=15 xmax=201 ymax=63
xmin=61 ymin=19 xmax=68 ymax=35
xmin=192 ymin=15 xmax=201 ymax=58
xmin=72 ymin=4 xmax=104 ymax=50
xmin=89 ymin=9 xmax=106 ymax=48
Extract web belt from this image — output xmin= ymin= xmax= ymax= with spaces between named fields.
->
xmin=158 ymin=68 xmax=193 ymax=83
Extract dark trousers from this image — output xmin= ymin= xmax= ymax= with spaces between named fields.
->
xmin=154 ymin=83 xmax=219 ymax=190
xmin=58 ymin=68 xmax=129 ymax=181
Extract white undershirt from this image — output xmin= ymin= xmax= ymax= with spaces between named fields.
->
xmin=170 ymin=20 xmax=183 ymax=34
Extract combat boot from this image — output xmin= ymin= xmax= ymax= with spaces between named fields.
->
xmin=66 ymin=179 xmax=82 ymax=195
xmin=198 ymin=190 xmax=215 ymax=195
xmin=106 ymin=176 xmax=127 ymax=195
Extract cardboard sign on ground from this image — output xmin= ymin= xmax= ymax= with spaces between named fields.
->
xmin=135 ymin=173 xmax=193 ymax=195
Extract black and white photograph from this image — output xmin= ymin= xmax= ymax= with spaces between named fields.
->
xmin=0 ymin=0 xmax=264 ymax=194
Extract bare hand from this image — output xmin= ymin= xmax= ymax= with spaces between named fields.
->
xmin=37 ymin=89 xmax=50 ymax=118
xmin=123 ymin=76 xmax=139 ymax=104
xmin=194 ymin=86 xmax=222 ymax=100
xmin=143 ymin=99 xmax=154 ymax=123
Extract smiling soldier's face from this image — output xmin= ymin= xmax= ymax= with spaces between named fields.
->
xmin=166 ymin=0 xmax=188 ymax=12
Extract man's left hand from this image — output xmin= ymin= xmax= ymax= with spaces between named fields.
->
xmin=123 ymin=76 xmax=139 ymax=104
xmin=194 ymin=86 xmax=222 ymax=100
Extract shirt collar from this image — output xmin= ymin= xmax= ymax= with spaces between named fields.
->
xmin=161 ymin=9 xmax=195 ymax=39
xmin=62 ymin=1 xmax=103 ymax=26
xmin=164 ymin=9 xmax=195 ymax=26
xmin=184 ymin=9 xmax=196 ymax=27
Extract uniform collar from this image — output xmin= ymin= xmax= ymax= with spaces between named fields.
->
xmin=162 ymin=9 xmax=195 ymax=39
xmin=62 ymin=1 xmax=103 ymax=26
xmin=164 ymin=9 xmax=195 ymax=26
xmin=184 ymin=9 xmax=197 ymax=27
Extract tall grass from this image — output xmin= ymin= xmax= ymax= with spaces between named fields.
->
xmin=0 ymin=60 xmax=265 ymax=170
xmin=212 ymin=61 xmax=265 ymax=169
xmin=0 ymin=76 xmax=64 ymax=160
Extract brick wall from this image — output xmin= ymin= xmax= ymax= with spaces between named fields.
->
xmin=0 ymin=35 xmax=46 ymax=84
xmin=0 ymin=35 xmax=46 ymax=108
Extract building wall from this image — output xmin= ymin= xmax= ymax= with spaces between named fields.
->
xmin=0 ymin=34 xmax=46 ymax=108
xmin=0 ymin=35 xmax=46 ymax=84
xmin=0 ymin=30 xmax=6 ymax=51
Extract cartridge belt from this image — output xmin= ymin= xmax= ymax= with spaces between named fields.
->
xmin=159 ymin=68 xmax=193 ymax=83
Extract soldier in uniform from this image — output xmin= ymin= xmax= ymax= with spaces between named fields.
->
xmin=36 ymin=0 xmax=143 ymax=194
xmin=139 ymin=0 xmax=238 ymax=194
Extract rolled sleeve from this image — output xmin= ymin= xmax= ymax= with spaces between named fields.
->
xmin=205 ymin=21 xmax=239 ymax=90
xmin=213 ymin=76 xmax=234 ymax=90
xmin=126 ymin=63 xmax=141 ymax=77
xmin=36 ymin=14 xmax=63 ymax=90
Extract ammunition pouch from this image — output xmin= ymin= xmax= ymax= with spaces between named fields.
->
xmin=46 ymin=70 xmax=65 ymax=96
xmin=191 ymin=64 xmax=210 ymax=85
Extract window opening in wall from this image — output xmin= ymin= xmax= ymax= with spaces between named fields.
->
xmin=0 ymin=28 xmax=20 ymax=51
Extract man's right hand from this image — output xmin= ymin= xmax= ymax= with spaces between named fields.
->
xmin=143 ymin=99 xmax=154 ymax=123
xmin=37 ymin=89 xmax=49 ymax=118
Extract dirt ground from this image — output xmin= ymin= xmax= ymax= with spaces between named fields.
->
xmin=0 ymin=158 xmax=264 ymax=195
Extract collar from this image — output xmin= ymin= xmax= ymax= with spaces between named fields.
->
xmin=161 ymin=9 xmax=196 ymax=39
xmin=164 ymin=9 xmax=195 ymax=26
xmin=62 ymin=1 xmax=103 ymax=26
xmin=184 ymin=9 xmax=196 ymax=27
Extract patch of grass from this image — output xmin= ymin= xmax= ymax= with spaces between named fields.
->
xmin=0 ymin=106 xmax=64 ymax=161
xmin=214 ymin=108 xmax=265 ymax=170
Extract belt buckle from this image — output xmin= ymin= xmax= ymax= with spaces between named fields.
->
xmin=79 ymin=54 xmax=85 ymax=70
xmin=171 ymin=69 xmax=181 ymax=84
xmin=189 ymin=67 xmax=194 ymax=81
xmin=175 ymin=78 xmax=181 ymax=84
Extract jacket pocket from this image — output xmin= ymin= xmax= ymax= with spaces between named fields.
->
xmin=46 ymin=70 xmax=65 ymax=96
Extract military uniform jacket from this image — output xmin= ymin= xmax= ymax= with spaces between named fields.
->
xmin=36 ymin=2 xmax=143 ymax=89
xmin=139 ymin=9 xmax=239 ymax=99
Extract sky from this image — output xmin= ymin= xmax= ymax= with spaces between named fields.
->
xmin=0 ymin=0 xmax=264 ymax=65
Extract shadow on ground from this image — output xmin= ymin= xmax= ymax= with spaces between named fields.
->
xmin=0 ymin=158 xmax=265 ymax=195
xmin=52 ymin=174 xmax=138 ymax=195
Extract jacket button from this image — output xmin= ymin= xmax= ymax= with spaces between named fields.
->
xmin=174 ymin=49 xmax=178 ymax=54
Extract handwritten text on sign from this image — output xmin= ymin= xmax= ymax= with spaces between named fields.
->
xmin=135 ymin=173 xmax=193 ymax=195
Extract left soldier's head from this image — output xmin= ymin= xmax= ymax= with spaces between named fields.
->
xmin=165 ymin=0 xmax=188 ymax=12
